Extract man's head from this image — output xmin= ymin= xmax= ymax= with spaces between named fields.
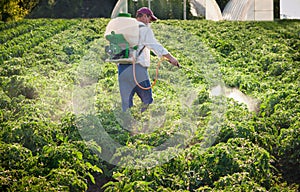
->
xmin=136 ymin=7 xmax=157 ymax=24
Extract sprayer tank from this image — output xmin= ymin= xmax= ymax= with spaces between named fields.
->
xmin=104 ymin=15 xmax=139 ymax=47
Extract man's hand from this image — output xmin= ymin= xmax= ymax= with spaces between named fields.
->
xmin=168 ymin=57 xmax=180 ymax=67
xmin=163 ymin=54 xmax=180 ymax=68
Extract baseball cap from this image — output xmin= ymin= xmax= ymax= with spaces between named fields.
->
xmin=137 ymin=7 xmax=158 ymax=22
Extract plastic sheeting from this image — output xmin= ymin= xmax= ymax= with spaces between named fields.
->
xmin=223 ymin=0 xmax=273 ymax=21
xmin=111 ymin=0 xmax=128 ymax=18
xmin=254 ymin=0 xmax=274 ymax=21
xmin=190 ymin=0 xmax=206 ymax=17
xmin=206 ymin=0 xmax=223 ymax=21
xmin=190 ymin=0 xmax=223 ymax=21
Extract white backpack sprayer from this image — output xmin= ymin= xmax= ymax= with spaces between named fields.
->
xmin=104 ymin=13 xmax=139 ymax=64
xmin=104 ymin=13 xmax=161 ymax=90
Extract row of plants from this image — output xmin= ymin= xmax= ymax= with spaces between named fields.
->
xmin=0 ymin=19 xmax=50 ymax=43
xmin=0 ymin=19 xmax=82 ymax=62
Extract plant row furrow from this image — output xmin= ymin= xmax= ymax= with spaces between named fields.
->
xmin=1 ymin=19 xmax=107 ymax=79
xmin=0 ymin=19 xmax=33 ymax=31
xmin=0 ymin=19 xmax=49 ymax=44
xmin=0 ymin=19 xmax=79 ymax=63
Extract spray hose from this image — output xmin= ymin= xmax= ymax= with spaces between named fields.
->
xmin=132 ymin=57 xmax=166 ymax=90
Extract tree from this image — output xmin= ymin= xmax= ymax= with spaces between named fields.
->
xmin=0 ymin=0 xmax=40 ymax=21
xmin=28 ymin=0 xmax=118 ymax=19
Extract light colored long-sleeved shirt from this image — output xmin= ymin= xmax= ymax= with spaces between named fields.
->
xmin=136 ymin=22 xmax=169 ymax=68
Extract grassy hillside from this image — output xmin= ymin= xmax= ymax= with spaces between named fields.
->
xmin=0 ymin=18 xmax=299 ymax=191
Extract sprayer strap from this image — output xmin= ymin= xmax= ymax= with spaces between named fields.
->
xmin=137 ymin=24 xmax=146 ymax=57
xmin=138 ymin=46 xmax=145 ymax=57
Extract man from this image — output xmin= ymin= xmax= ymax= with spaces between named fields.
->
xmin=118 ymin=7 xmax=179 ymax=112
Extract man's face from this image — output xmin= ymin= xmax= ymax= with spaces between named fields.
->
xmin=139 ymin=14 xmax=151 ymax=25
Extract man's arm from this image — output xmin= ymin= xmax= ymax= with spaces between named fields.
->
xmin=143 ymin=28 xmax=180 ymax=67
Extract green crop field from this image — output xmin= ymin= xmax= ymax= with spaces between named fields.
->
xmin=0 ymin=18 xmax=299 ymax=191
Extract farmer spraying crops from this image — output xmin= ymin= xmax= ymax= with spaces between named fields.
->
xmin=111 ymin=7 xmax=180 ymax=112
